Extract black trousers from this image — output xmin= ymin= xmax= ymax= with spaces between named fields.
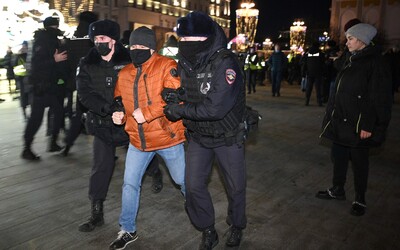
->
xmin=185 ymin=139 xmax=247 ymax=230
xmin=305 ymin=76 xmax=323 ymax=105
xmin=248 ymin=70 xmax=257 ymax=93
xmin=24 ymin=92 xmax=64 ymax=147
xmin=64 ymin=97 xmax=86 ymax=146
xmin=89 ymin=136 xmax=116 ymax=201
xmin=331 ymin=143 xmax=370 ymax=195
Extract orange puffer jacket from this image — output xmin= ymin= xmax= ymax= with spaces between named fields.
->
xmin=114 ymin=53 xmax=185 ymax=151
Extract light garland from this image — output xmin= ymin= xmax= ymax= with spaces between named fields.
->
xmin=0 ymin=0 xmax=90 ymax=57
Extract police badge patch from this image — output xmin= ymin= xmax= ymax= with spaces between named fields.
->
xmin=225 ymin=69 xmax=236 ymax=85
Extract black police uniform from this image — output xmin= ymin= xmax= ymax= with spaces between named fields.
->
xmin=169 ymin=23 xmax=247 ymax=230
xmin=76 ymin=42 xmax=130 ymax=201
xmin=23 ymin=27 xmax=66 ymax=153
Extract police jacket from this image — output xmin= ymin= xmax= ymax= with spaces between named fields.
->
xmin=29 ymin=28 xmax=64 ymax=95
xmin=301 ymin=46 xmax=325 ymax=77
xmin=178 ymin=23 xmax=246 ymax=148
xmin=114 ymin=53 xmax=185 ymax=151
xmin=320 ymin=45 xmax=392 ymax=147
xmin=76 ymin=42 xmax=131 ymax=146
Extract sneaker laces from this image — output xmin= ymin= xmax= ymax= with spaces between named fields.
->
xmin=117 ymin=230 xmax=128 ymax=239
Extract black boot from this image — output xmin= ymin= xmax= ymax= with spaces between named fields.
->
xmin=199 ymin=226 xmax=218 ymax=250
xmin=78 ymin=200 xmax=104 ymax=232
xmin=151 ymin=170 xmax=163 ymax=193
xmin=21 ymin=146 xmax=40 ymax=161
xmin=62 ymin=145 xmax=71 ymax=156
xmin=48 ymin=136 xmax=63 ymax=152
xmin=226 ymin=226 xmax=243 ymax=247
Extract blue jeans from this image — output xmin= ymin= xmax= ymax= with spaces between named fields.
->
xmin=119 ymin=143 xmax=185 ymax=232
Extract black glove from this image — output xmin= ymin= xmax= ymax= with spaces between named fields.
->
xmin=112 ymin=96 xmax=125 ymax=112
xmin=161 ymin=87 xmax=186 ymax=104
xmin=162 ymin=88 xmax=179 ymax=104
xmin=164 ymin=103 xmax=184 ymax=122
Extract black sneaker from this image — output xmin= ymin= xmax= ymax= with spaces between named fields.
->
xmin=48 ymin=142 xmax=64 ymax=152
xmin=226 ymin=226 xmax=242 ymax=247
xmin=316 ymin=186 xmax=346 ymax=200
xmin=109 ymin=231 xmax=138 ymax=250
xmin=21 ymin=148 xmax=40 ymax=161
xmin=199 ymin=228 xmax=218 ymax=250
xmin=350 ymin=201 xmax=366 ymax=216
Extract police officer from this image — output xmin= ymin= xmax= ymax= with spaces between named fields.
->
xmin=21 ymin=16 xmax=68 ymax=160
xmin=163 ymin=11 xmax=247 ymax=249
xmin=302 ymin=41 xmax=326 ymax=106
xmin=76 ymin=19 xmax=131 ymax=232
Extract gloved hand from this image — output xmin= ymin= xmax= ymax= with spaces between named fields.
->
xmin=161 ymin=88 xmax=179 ymax=104
xmin=161 ymin=87 xmax=186 ymax=104
xmin=164 ymin=103 xmax=184 ymax=122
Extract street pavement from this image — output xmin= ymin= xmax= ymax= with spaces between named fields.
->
xmin=0 ymin=79 xmax=399 ymax=250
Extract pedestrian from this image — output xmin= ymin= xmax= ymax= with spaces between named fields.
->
xmin=62 ymin=11 xmax=98 ymax=156
xmin=317 ymin=23 xmax=392 ymax=216
xmin=21 ymin=16 xmax=68 ymax=160
xmin=108 ymin=26 xmax=186 ymax=250
xmin=302 ymin=41 xmax=326 ymax=106
xmin=14 ymin=41 xmax=30 ymax=119
xmin=4 ymin=46 xmax=15 ymax=93
xmin=163 ymin=11 xmax=247 ymax=249
xmin=76 ymin=19 xmax=131 ymax=232
xmin=247 ymin=47 xmax=258 ymax=94
xmin=267 ymin=43 xmax=287 ymax=96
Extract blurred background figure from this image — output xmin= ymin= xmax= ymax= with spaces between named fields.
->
xmin=3 ymin=46 xmax=15 ymax=93
xmin=21 ymin=16 xmax=68 ymax=160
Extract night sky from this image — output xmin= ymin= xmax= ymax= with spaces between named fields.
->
xmin=230 ymin=0 xmax=332 ymax=42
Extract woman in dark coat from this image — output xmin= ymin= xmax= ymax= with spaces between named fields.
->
xmin=316 ymin=23 xmax=392 ymax=216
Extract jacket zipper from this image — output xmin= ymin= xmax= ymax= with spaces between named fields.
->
xmin=356 ymin=113 xmax=361 ymax=133
xmin=133 ymin=66 xmax=147 ymax=150
xmin=143 ymin=74 xmax=152 ymax=105
xmin=319 ymin=110 xmax=334 ymax=138
xmin=320 ymin=56 xmax=353 ymax=138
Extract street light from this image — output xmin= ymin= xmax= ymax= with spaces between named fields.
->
xmin=290 ymin=19 xmax=306 ymax=54
xmin=235 ymin=0 xmax=259 ymax=52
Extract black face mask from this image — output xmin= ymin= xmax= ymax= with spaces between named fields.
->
xmin=130 ymin=49 xmax=151 ymax=67
xmin=178 ymin=37 xmax=213 ymax=65
xmin=95 ymin=42 xmax=112 ymax=56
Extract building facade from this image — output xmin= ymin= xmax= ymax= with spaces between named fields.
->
xmin=92 ymin=0 xmax=231 ymax=49
xmin=330 ymin=0 xmax=400 ymax=49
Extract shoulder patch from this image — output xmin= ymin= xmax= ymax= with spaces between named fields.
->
xmin=225 ymin=69 xmax=236 ymax=85
xmin=170 ymin=68 xmax=178 ymax=77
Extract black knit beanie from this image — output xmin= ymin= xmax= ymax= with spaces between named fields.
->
xmin=129 ymin=26 xmax=156 ymax=50
xmin=43 ymin=17 xmax=59 ymax=28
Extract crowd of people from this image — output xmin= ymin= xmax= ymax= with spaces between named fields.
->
xmin=0 ymin=9 xmax=397 ymax=250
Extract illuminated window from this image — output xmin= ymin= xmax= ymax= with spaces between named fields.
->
xmin=137 ymin=0 xmax=143 ymax=5
xmin=216 ymin=5 xmax=220 ymax=16
xmin=181 ymin=0 xmax=186 ymax=8
xmin=216 ymin=0 xmax=220 ymax=4
xmin=209 ymin=5 xmax=215 ymax=16
xmin=173 ymin=0 xmax=179 ymax=6
xmin=146 ymin=0 xmax=152 ymax=8
xmin=128 ymin=0 xmax=134 ymax=3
